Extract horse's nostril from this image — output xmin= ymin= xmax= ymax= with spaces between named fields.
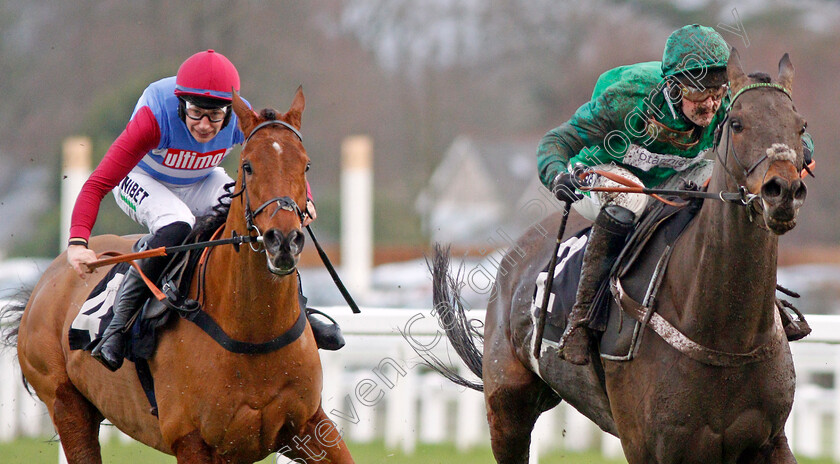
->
xmin=761 ymin=178 xmax=784 ymax=200
xmin=793 ymin=180 xmax=808 ymax=202
xmin=262 ymin=229 xmax=281 ymax=251
xmin=290 ymin=229 xmax=305 ymax=255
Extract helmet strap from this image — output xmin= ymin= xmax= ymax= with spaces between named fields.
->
xmin=177 ymin=97 xmax=187 ymax=124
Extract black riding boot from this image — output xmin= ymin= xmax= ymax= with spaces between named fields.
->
xmin=91 ymin=222 xmax=191 ymax=371
xmin=306 ymin=309 xmax=346 ymax=351
xmin=91 ymin=264 xmax=150 ymax=371
xmin=559 ymin=205 xmax=635 ymax=365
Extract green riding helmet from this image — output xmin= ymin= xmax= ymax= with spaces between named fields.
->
xmin=662 ymin=24 xmax=730 ymax=88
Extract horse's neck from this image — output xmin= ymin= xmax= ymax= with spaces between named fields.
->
xmin=667 ymin=169 xmax=778 ymax=348
xmin=201 ymin=221 xmax=301 ymax=341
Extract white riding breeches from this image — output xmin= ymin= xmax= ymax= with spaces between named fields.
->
xmin=112 ymin=167 xmax=233 ymax=234
xmin=572 ymin=164 xmax=649 ymax=222
xmin=572 ymin=160 xmax=714 ymax=222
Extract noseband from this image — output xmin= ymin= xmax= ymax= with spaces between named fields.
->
xmin=231 ymin=120 xmax=307 ymax=253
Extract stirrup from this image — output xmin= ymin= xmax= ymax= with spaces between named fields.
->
xmin=777 ymin=297 xmax=811 ymax=342
xmin=307 ymin=308 xmax=345 ymax=351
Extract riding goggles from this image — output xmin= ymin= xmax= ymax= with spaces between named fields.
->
xmin=680 ymin=83 xmax=728 ymax=103
xmin=185 ymin=100 xmax=229 ymax=123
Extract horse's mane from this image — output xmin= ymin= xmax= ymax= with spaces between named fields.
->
xmin=189 ymin=186 xmax=233 ymax=243
xmin=747 ymin=71 xmax=772 ymax=83
xmin=259 ymin=108 xmax=279 ymax=120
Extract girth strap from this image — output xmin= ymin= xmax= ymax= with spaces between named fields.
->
xmin=180 ymin=306 xmax=307 ymax=355
xmin=611 ymin=277 xmax=784 ymax=367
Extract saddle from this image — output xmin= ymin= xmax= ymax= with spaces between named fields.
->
xmin=68 ymin=235 xmax=207 ymax=415
xmin=535 ymin=196 xmax=701 ymax=360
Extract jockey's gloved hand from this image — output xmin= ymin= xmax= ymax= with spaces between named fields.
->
xmin=551 ymin=172 xmax=583 ymax=204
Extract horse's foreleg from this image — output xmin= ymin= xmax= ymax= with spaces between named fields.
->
xmin=278 ymin=405 xmax=355 ymax=463
xmin=763 ymin=431 xmax=797 ymax=464
xmin=171 ymin=430 xmax=219 ymax=464
xmin=737 ymin=431 xmax=797 ymax=464
xmin=52 ymin=381 xmax=105 ymax=464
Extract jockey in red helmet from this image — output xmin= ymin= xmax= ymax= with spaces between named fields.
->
xmin=174 ymin=49 xmax=241 ymax=133
xmin=66 ymin=50 xmax=324 ymax=371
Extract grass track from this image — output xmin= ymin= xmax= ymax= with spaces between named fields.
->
xmin=1 ymin=437 xmax=836 ymax=463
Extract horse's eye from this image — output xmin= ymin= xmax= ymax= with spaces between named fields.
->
xmin=305 ymin=162 xmax=311 ymax=173
xmin=801 ymin=122 xmax=807 ymax=134
xmin=730 ymin=119 xmax=744 ymax=133
xmin=242 ymin=162 xmax=253 ymax=175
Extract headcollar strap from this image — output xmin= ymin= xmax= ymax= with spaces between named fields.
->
xmin=730 ymin=82 xmax=791 ymax=106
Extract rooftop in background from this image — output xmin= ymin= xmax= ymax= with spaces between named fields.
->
xmin=416 ymin=135 xmax=564 ymax=246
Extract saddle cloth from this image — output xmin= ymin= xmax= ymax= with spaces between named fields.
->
xmin=68 ymin=263 xmax=128 ymax=352
xmin=68 ymin=262 xmax=171 ymax=362
xmin=532 ymin=197 xmax=701 ymax=360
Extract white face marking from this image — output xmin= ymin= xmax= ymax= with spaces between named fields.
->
xmin=765 ymin=143 xmax=797 ymax=163
xmin=273 ymin=142 xmax=283 ymax=154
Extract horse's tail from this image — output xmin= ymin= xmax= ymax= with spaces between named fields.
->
xmin=0 ymin=287 xmax=33 ymax=393
xmin=423 ymin=244 xmax=484 ymax=392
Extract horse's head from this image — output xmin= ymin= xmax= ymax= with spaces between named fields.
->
xmin=721 ymin=49 xmax=808 ymax=234
xmin=231 ymin=87 xmax=308 ymax=275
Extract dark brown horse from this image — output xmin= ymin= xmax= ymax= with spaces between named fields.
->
xmin=430 ymin=51 xmax=808 ymax=463
xmin=2 ymin=89 xmax=355 ymax=463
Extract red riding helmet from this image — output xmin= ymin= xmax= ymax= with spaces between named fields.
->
xmin=174 ymin=49 xmax=240 ymax=102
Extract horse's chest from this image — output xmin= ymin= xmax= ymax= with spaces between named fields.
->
xmin=192 ymin=379 xmax=317 ymax=453
xmin=606 ymin=348 xmax=795 ymax=459
xmin=153 ymin=340 xmax=322 ymax=454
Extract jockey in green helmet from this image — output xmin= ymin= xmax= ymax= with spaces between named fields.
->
xmin=536 ymin=24 xmax=814 ymax=365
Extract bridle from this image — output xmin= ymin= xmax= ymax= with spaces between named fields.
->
xmin=715 ymin=83 xmax=795 ymax=181
xmin=229 ymin=119 xmax=308 ymax=253
xmin=713 ymin=82 xmax=797 ymax=220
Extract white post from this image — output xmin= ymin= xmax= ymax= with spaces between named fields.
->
xmin=454 ymin=365 xmax=485 ymax=452
xmin=340 ymin=136 xmax=373 ymax=298
xmin=0 ymin=349 xmax=16 ymax=442
xmin=563 ymin=404 xmax=594 ymax=452
xmin=833 ymin=346 xmax=840 ymax=461
xmin=419 ymin=374 xmax=447 ymax=443
xmin=61 ymin=136 xmax=91 ymax=248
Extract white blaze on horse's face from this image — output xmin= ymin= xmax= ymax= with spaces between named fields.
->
xmin=273 ymin=142 xmax=283 ymax=154
xmin=765 ymin=143 xmax=797 ymax=163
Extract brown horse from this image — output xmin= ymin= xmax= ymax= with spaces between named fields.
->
xmin=2 ymin=89 xmax=355 ymax=463
xmin=429 ymin=51 xmax=808 ymax=463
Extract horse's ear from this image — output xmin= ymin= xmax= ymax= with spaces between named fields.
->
xmin=727 ymin=47 xmax=748 ymax=94
xmin=232 ymin=89 xmax=258 ymax=136
xmin=777 ymin=53 xmax=794 ymax=93
xmin=285 ymin=85 xmax=305 ymax=130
